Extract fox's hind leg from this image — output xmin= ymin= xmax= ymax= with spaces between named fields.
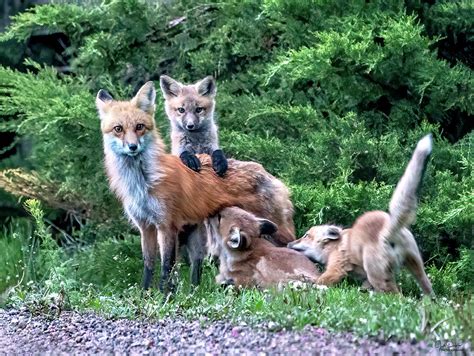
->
xmin=361 ymin=280 xmax=374 ymax=291
xmin=404 ymin=251 xmax=434 ymax=296
xmin=366 ymin=273 xmax=399 ymax=293
xmin=363 ymin=253 xmax=399 ymax=293
xmin=405 ymin=253 xmax=433 ymax=296
xmin=139 ymin=224 xmax=158 ymax=290
xmin=402 ymin=231 xmax=434 ymax=296
xmin=182 ymin=223 xmax=207 ymax=285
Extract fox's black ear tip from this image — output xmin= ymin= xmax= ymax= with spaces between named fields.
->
xmin=160 ymin=75 xmax=174 ymax=84
xmin=259 ymin=219 xmax=278 ymax=236
xmin=97 ymin=89 xmax=113 ymax=102
xmin=143 ymin=81 xmax=155 ymax=89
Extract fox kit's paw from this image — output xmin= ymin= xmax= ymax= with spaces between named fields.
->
xmin=220 ymin=279 xmax=235 ymax=288
xmin=212 ymin=149 xmax=228 ymax=176
xmin=180 ymin=151 xmax=201 ymax=172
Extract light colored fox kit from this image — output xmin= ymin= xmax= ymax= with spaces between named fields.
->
xmin=159 ymin=75 xmax=227 ymax=176
xmin=96 ymin=82 xmax=294 ymax=292
xmin=288 ymin=135 xmax=434 ymax=296
xmin=208 ymin=207 xmax=320 ymax=288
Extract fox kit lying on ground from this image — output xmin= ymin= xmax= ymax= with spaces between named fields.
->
xmin=96 ymin=82 xmax=294 ymax=292
xmin=159 ymin=75 xmax=228 ymax=176
xmin=208 ymin=207 xmax=320 ymax=288
xmin=288 ymin=135 xmax=434 ymax=296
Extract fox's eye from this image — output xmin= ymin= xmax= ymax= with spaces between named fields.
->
xmin=114 ymin=125 xmax=123 ymax=133
xmin=195 ymin=107 xmax=204 ymax=114
xmin=177 ymin=107 xmax=185 ymax=114
xmin=136 ymin=124 xmax=145 ymax=131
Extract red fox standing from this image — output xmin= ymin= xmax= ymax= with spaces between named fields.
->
xmin=96 ymin=81 xmax=295 ymax=292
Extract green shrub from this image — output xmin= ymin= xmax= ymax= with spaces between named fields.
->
xmin=0 ymin=0 xmax=472 ymax=284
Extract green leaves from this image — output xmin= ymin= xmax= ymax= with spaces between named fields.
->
xmin=0 ymin=0 xmax=472 ymax=264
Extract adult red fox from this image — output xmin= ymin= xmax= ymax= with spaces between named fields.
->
xmin=96 ymin=81 xmax=294 ymax=292
xmin=288 ymin=135 xmax=434 ymax=296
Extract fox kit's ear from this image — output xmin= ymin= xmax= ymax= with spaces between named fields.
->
xmin=323 ymin=226 xmax=341 ymax=241
xmin=196 ymin=76 xmax=216 ymax=97
xmin=133 ymin=81 xmax=156 ymax=114
xmin=159 ymin=75 xmax=182 ymax=99
xmin=258 ymin=219 xmax=278 ymax=236
xmin=227 ymin=228 xmax=247 ymax=250
xmin=96 ymin=89 xmax=113 ymax=119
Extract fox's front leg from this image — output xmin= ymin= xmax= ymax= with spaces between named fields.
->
xmin=179 ymin=150 xmax=201 ymax=172
xmin=211 ymin=149 xmax=228 ymax=176
xmin=158 ymin=226 xmax=178 ymax=293
xmin=139 ymin=224 xmax=158 ymax=290
xmin=317 ymin=265 xmax=346 ymax=286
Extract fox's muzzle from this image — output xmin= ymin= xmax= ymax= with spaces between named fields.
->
xmin=183 ymin=115 xmax=199 ymax=131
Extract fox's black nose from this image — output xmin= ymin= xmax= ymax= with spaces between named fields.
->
xmin=128 ymin=144 xmax=138 ymax=151
xmin=186 ymin=123 xmax=195 ymax=130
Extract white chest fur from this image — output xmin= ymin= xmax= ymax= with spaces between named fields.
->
xmin=106 ymin=139 xmax=165 ymax=227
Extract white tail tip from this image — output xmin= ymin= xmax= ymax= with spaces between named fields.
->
xmin=416 ymin=134 xmax=433 ymax=155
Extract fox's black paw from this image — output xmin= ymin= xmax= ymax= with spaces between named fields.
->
xmin=220 ymin=279 xmax=235 ymax=288
xmin=180 ymin=151 xmax=201 ymax=172
xmin=211 ymin=149 xmax=228 ymax=177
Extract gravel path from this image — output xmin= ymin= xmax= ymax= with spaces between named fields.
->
xmin=0 ymin=308 xmax=468 ymax=354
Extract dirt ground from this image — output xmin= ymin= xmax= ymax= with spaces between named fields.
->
xmin=1 ymin=308 xmax=469 ymax=354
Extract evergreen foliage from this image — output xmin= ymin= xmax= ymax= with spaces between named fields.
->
xmin=0 ymin=0 xmax=472 ymax=273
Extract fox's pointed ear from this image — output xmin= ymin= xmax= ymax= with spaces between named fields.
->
xmin=323 ymin=226 xmax=341 ymax=241
xmin=196 ymin=76 xmax=216 ymax=97
xmin=159 ymin=75 xmax=182 ymax=99
xmin=96 ymin=89 xmax=113 ymax=119
xmin=258 ymin=219 xmax=278 ymax=236
xmin=133 ymin=81 xmax=156 ymax=114
xmin=227 ymin=228 xmax=248 ymax=250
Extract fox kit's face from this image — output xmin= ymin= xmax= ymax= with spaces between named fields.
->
xmin=96 ymin=82 xmax=156 ymax=157
xmin=210 ymin=207 xmax=278 ymax=251
xmin=160 ymin=75 xmax=216 ymax=132
xmin=288 ymin=225 xmax=342 ymax=265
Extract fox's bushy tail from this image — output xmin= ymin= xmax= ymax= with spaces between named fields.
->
xmin=387 ymin=134 xmax=433 ymax=238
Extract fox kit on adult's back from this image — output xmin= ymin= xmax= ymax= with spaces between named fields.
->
xmin=96 ymin=82 xmax=295 ymax=293
xmin=160 ymin=75 xmax=227 ymax=176
xmin=160 ymin=75 xmax=228 ymax=284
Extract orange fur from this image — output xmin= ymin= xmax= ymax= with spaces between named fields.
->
xmin=289 ymin=135 xmax=434 ymax=296
xmin=208 ymin=207 xmax=320 ymax=288
xmin=96 ymin=82 xmax=295 ymax=292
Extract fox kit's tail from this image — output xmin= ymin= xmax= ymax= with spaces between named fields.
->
xmin=387 ymin=134 xmax=433 ymax=237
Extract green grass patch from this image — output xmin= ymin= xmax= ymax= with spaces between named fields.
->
xmin=1 ymin=214 xmax=472 ymax=343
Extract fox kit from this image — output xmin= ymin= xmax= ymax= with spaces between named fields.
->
xmin=288 ymin=135 xmax=434 ymax=296
xmin=159 ymin=75 xmax=227 ymax=176
xmin=208 ymin=207 xmax=320 ymax=288
xmin=160 ymin=75 xmax=227 ymax=283
xmin=96 ymin=82 xmax=294 ymax=292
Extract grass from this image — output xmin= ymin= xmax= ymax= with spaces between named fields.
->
xmin=0 ymin=210 xmax=473 ymax=344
